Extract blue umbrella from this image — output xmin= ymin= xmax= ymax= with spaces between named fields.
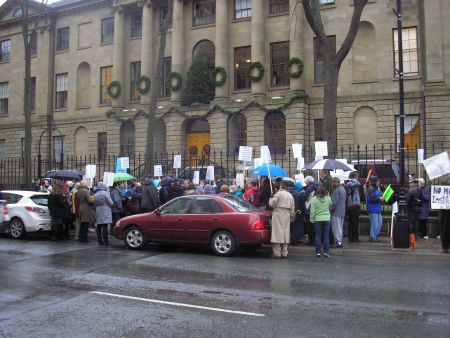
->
xmin=252 ymin=164 xmax=288 ymax=177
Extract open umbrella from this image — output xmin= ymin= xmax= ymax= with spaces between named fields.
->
xmin=47 ymin=170 xmax=83 ymax=180
xmin=114 ymin=172 xmax=135 ymax=182
xmin=252 ymin=164 xmax=288 ymax=177
xmin=302 ymin=159 xmax=355 ymax=171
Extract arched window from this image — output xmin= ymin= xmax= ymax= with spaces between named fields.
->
xmin=193 ymin=40 xmax=215 ymax=69
xmin=76 ymin=62 xmax=91 ymax=108
xmin=265 ymin=112 xmax=286 ymax=154
xmin=120 ymin=121 xmax=135 ymax=157
xmin=74 ymin=127 xmax=88 ymax=155
xmin=227 ymin=113 xmax=247 ymax=156
xmin=353 ymin=107 xmax=378 ymax=146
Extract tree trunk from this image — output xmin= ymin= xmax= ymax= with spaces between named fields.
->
xmin=145 ymin=0 xmax=173 ymax=174
xmin=323 ymin=56 xmax=338 ymax=158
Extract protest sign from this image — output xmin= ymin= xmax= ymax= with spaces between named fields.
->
xmin=103 ymin=172 xmax=115 ymax=187
xmin=193 ymin=171 xmax=200 ymax=185
xmin=116 ymin=157 xmax=129 ymax=173
xmin=260 ymin=146 xmax=271 ymax=164
xmin=206 ymin=166 xmax=215 ymax=181
xmin=85 ymin=164 xmax=96 ymax=179
xmin=417 ymin=149 xmax=424 ymax=164
xmin=294 ymin=173 xmax=305 ymax=184
xmin=296 ymin=157 xmax=305 ymax=171
xmin=173 ymin=154 xmax=181 ymax=169
xmin=236 ymin=173 xmax=245 ymax=189
xmin=423 ymin=152 xmax=450 ymax=180
xmin=431 ymin=185 xmax=450 ymax=210
xmin=292 ymin=144 xmax=303 ymax=159
xmin=314 ymin=141 xmax=328 ymax=161
xmin=392 ymin=201 xmax=399 ymax=216
xmin=238 ymin=146 xmax=253 ymax=162
xmin=154 ymin=165 xmax=163 ymax=177
xmin=383 ymin=184 xmax=394 ymax=203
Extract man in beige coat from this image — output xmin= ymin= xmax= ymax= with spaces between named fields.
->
xmin=269 ymin=180 xmax=295 ymax=258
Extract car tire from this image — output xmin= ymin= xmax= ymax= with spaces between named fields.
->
xmin=124 ymin=226 xmax=146 ymax=250
xmin=211 ymin=230 xmax=236 ymax=256
xmin=10 ymin=218 xmax=25 ymax=240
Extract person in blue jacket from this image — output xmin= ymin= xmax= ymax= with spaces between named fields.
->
xmin=366 ymin=176 xmax=384 ymax=242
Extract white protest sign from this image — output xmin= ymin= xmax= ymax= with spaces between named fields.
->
xmin=331 ymin=169 xmax=348 ymax=183
xmin=417 ymin=149 xmax=425 ymax=164
xmin=315 ymin=141 xmax=328 ymax=161
xmin=85 ymin=164 xmax=96 ymax=179
xmin=120 ymin=157 xmax=130 ymax=169
xmin=236 ymin=173 xmax=245 ymax=189
xmin=103 ymin=172 xmax=115 ymax=187
xmin=173 ymin=154 xmax=182 ymax=169
xmin=423 ymin=152 xmax=450 ymax=180
xmin=295 ymin=173 xmax=305 ymax=184
xmin=238 ymin=146 xmax=253 ymax=162
xmin=254 ymin=158 xmax=263 ymax=169
xmin=392 ymin=201 xmax=399 ymax=216
xmin=193 ymin=171 xmax=200 ymax=185
xmin=297 ymin=157 xmax=305 ymax=171
xmin=292 ymin=144 xmax=303 ymax=159
xmin=431 ymin=185 xmax=450 ymax=210
xmin=260 ymin=146 xmax=271 ymax=164
xmin=154 ymin=165 xmax=163 ymax=177
xmin=206 ymin=166 xmax=215 ymax=181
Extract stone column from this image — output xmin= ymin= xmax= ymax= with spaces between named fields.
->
xmin=112 ymin=5 xmax=125 ymax=108
xmin=171 ymin=0 xmax=184 ymax=102
xmin=289 ymin=0 xmax=305 ymax=93
xmin=215 ymin=0 xmax=229 ymax=99
xmin=140 ymin=1 xmax=154 ymax=105
xmin=250 ymin=0 xmax=265 ymax=96
xmin=424 ymin=0 xmax=444 ymax=84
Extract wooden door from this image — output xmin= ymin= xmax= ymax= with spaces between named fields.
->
xmin=186 ymin=133 xmax=210 ymax=158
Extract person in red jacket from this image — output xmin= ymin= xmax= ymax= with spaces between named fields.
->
xmin=243 ymin=179 xmax=261 ymax=207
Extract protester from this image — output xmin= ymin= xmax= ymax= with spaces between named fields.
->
xmin=110 ymin=181 xmax=123 ymax=234
xmin=346 ymin=171 xmax=361 ymax=242
xmin=71 ymin=182 xmax=81 ymax=241
xmin=219 ymin=184 xmax=229 ymax=195
xmin=310 ymin=185 xmax=332 ymax=258
xmin=301 ymin=176 xmax=318 ymax=245
xmin=77 ymin=180 xmax=94 ymax=242
xmin=40 ymin=179 xmax=52 ymax=193
xmin=184 ymin=182 xmax=197 ymax=195
xmin=418 ymin=178 xmax=431 ymax=239
xmin=130 ymin=182 xmax=143 ymax=215
xmin=243 ymin=180 xmax=261 ymax=207
xmin=406 ymin=178 xmax=422 ymax=249
xmin=203 ymin=184 xmax=213 ymax=194
xmin=32 ymin=178 xmax=41 ymax=192
xmin=48 ymin=183 xmax=69 ymax=241
xmin=269 ymin=180 xmax=295 ymax=258
xmin=195 ymin=181 xmax=205 ymax=194
xmin=141 ymin=177 xmax=161 ymax=212
xmin=94 ymin=182 xmax=113 ymax=245
xmin=331 ymin=176 xmax=346 ymax=248
xmin=259 ymin=178 xmax=272 ymax=209
xmin=229 ymin=185 xmax=243 ymax=198
xmin=366 ymin=176 xmax=384 ymax=242
xmin=292 ymin=181 xmax=305 ymax=245
xmin=214 ymin=175 xmax=226 ymax=194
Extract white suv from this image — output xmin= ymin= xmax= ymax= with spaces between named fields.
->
xmin=0 ymin=191 xmax=51 ymax=239
xmin=0 ymin=199 xmax=10 ymax=233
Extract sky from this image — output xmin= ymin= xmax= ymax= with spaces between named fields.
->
xmin=0 ymin=0 xmax=58 ymax=6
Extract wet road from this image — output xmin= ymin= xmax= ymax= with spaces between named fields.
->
xmin=0 ymin=236 xmax=449 ymax=338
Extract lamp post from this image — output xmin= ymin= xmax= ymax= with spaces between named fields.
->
xmin=38 ymin=127 xmax=64 ymax=178
xmin=393 ymin=0 xmax=409 ymax=248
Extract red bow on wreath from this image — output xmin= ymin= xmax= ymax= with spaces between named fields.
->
xmin=189 ymin=145 xmax=198 ymax=156
xmin=203 ymin=144 xmax=210 ymax=155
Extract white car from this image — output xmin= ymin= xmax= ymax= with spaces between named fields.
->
xmin=0 ymin=191 xmax=51 ymax=239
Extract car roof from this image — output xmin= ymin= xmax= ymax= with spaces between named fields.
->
xmin=0 ymin=191 xmax=49 ymax=197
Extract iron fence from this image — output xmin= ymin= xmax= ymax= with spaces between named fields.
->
xmin=0 ymin=143 xmax=447 ymax=190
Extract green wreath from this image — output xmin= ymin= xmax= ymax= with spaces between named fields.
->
xmin=213 ymin=67 xmax=227 ymax=86
xmin=248 ymin=61 xmax=265 ymax=82
xmin=285 ymin=57 xmax=304 ymax=78
xmin=107 ymin=81 xmax=122 ymax=98
xmin=137 ymin=75 xmax=151 ymax=94
xmin=167 ymin=72 xmax=183 ymax=91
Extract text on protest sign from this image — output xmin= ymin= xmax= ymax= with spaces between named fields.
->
xmin=260 ymin=146 xmax=271 ymax=164
xmin=193 ymin=171 xmax=200 ymax=185
xmin=423 ymin=152 xmax=450 ymax=180
xmin=85 ymin=164 xmax=96 ymax=179
xmin=103 ymin=172 xmax=115 ymax=187
xmin=417 ymin=149 xmax=425 ymax=164
xmin=154 ymin=165 xmax=163 ymax=177
xmin=173 ymin=154 xmax=182 ymax=169
xmin=206 ymin=166 xmax=215 ymax=181
xmin=236 ymin=173 xmax=245 ymax=189
xmin=296 ymin=157 xmax=305 ymax=171
xmin=314 ymin=141 xmax=328 ymax=161
xmin=431 ymin=185 xmax=450 ymax=210
xmin=238 ymin=146 xmax=253 ymax=162
xmin=292 ymin=144 xmax=303 ymax=159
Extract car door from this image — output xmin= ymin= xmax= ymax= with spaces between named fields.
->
xmin=185 ymin=197 xmax=224 ymax=243
xmin=150 ymin=197 xmax=193 ymax=242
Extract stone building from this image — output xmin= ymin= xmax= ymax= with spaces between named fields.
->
xmin=0 ymin=0 xmax=449 ymax=168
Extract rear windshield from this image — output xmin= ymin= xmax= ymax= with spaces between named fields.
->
xmin=223 ymin=196 xmax=258 ymax=212
xmin=0 ymin=192 xmax=22 ymax=204
xmin=30 ymin=195 xmax=48 ymax=207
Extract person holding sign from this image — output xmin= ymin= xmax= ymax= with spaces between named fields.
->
xmin=366 ymin=176 xmax=383 ymax=242
xmin=417 ymin=178 xmax=431 ymax=239
xmin=406 ymin=178 xmax=422 ymax=249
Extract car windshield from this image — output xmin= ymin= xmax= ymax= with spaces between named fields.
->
xmin=30 ymin=195 xmax=48 ymax=206
xmin=222 ymin=195 xmax=258 ymax=212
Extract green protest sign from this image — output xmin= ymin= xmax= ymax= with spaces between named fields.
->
xmin=383 ymin=184 xmax=394 ymax=203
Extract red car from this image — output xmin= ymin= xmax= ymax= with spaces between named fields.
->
xmin=113 ymin=195 xmax=272 ymax=256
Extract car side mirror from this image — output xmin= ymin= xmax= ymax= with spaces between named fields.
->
xmin=154 ymin=208 xmax=161 ymax=216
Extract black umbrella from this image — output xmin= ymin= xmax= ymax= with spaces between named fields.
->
xmin=47 ymin=170 xmax=83 ymax=180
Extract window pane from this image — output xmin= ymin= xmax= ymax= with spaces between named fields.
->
xmin=234 ymin=46 xmax=251 ymax=90
xmin=100 ymin=66 xmax=113 ymax=104
xmin=98 ymin=132 xmax=107 ymax=160
xmin=130 ymin=62 xmax=141 ymax=101
xmin=193 ymin=0 xmax=216 ymax=26
xmin=131 ymin=13 xmax=142 ymax=37
xmin=159 ymin=57 xmax=171 ymax=97
xmin=269 ymin=0 xmax=289 ymax=14
xmin=265 ymin=112 xmax=286 ymax=154
xmin=102 ymin=18 xmax=114 ymax=43
xmin=0 ymin=82 xmax=8 ymax=115
xmin=120 ymin=122 xmax=135 ymax=157
xmin=55 ymin=74 xmax=68 ymax=109
xmin=193 ymin=40 xmax=215 ymax=69
xmin=192 ymin=197 xmax=222 ymax=214
xmin=56 ymin=28 xmax=69 ymax=51
xmin=235 ymin=0 xmax=252 ymax=19
xmin=53 ymin=136 xmax=64 ymax=162
xmin=228 ymin=113 xmax=247 ymax=155
xmin=396 ymin=115 xmax=420 ymax=151
xmin=271 ymin=41 xmax=289 ymax=87
xmin=161 ymin=198 xmax=192 ymax=214
xmin=0 ymin=39 xmax=11 ymax=62
xmin=393 ymin=27 xmax=418 ymax=77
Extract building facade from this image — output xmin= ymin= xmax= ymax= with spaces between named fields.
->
xmin=0 ymin=0 xmax=449 ymax=168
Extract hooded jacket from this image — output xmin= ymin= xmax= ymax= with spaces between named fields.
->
xmin=310 ymin=195 xmax=332 ymax=223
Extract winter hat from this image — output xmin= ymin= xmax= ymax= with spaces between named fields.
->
xmin=204 ymin=184 xmax=213 ymax=194
xmin=370 ymin=175 xmax=378 ymax=184
xmin=97 ymin=182 xmax=108 ymax=190
xmin=294 ymin=181 xmax=303 ymax=192
xmin=418 ymin=178 xmax=425 ymax=185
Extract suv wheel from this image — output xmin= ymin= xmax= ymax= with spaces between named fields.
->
xmin=10 ymin=218 xmax=25 ymax=239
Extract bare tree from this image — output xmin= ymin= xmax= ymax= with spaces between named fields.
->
xmin=301 ymin=0 xmax=368 ymax=157
xmin=18 ymin=0 xmax=48 ymax=187
xmin=145 ymin=0 xmax=173 ymax=174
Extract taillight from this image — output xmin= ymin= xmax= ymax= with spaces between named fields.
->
xmin=251 ymin=219 xmax=265 ymax=230
xmin=25 ymin=206 xmax=46 ymax=214
xmin=2 ymin=205 xmax=8 ymax=215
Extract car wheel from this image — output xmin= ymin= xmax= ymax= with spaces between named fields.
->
xmin=10 ymin=218 xmax=25 ymax=239
xmin=124 ymin=226 xmax=146 ymax=250
xmin=211 ymin=230 xmax=236 ymax=256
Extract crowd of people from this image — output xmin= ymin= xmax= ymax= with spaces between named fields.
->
xmin=38 ymin=171 xmax=450 ymax=256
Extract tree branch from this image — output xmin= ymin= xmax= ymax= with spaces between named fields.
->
xmin=301 ymin=0 xmax=325 ymax=39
